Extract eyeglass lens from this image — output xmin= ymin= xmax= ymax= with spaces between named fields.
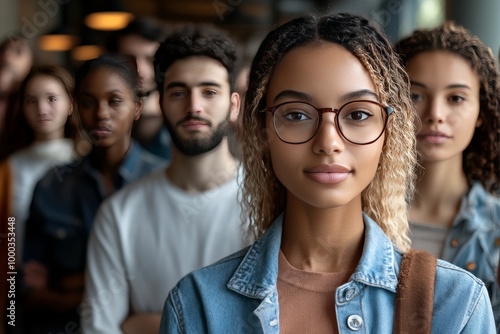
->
xmin=272 ymin=101 xmax=387 ymax=144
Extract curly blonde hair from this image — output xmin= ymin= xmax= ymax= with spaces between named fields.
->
xmin=395 ymin=22 xmax=500 ymax=195
xmin=238 ymin=13 xmax=416 ymax=251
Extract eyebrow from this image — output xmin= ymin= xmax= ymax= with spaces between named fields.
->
xmin=165 ymin=81 xmax=222 ymax=90
xmin=410 ymin=80 xmax=472 ymax=90
xmin=79 ymin=90 xmax=124 ymax=97
xmin=338 ymin=89 xmax=379 ymax=103
xmin=106 ymin=90 xmax=124 ymax=95
xmin=25 ymin=93 xmax=60 ymax=97
xmin=273 ymin=89 xmax=379 ymax=104
xmin=273 ymin=90 xmax=312 ymax=103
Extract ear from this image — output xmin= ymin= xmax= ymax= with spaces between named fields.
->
xmin=134 ymin=98 xmax=144 ymax=121
xmin=475 ymin=113 xmax=483 ymax=128
xmin=229 ymin=92 xmax=240 ymax=123
xmin=68 ymin=103 xmax=74 ymax=116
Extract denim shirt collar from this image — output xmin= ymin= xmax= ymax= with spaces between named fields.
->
xmin=227 ymin=212 xmax=399 ymax=298
xmin=454 ymin=182 xmax=495 ymax=231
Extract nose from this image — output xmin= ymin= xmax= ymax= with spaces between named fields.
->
xmin=36 ymin=100 xmax=50 ymax=116
xmin=420 ymin=97 xmax=446 ymax=124
xmin=312 ymin=113 xmax=345 ymax=155
xmin=96 ymin=101 xmax=111 ymax=120
xmin=187 ymin=92 xmax=203 ymax=115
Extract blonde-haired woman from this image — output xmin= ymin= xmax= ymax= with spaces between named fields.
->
xmin=160 ymin=13 xmax=495 ymax=333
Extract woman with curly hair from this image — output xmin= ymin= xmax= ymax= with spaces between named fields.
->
xmin=395 ymin=22 xmax=500 ymax=325
xmin=159 ymin=13 xmax=495 ymax=333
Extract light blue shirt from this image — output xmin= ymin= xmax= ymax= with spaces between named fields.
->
xmin=438 ymin=183 xmax=500 ymax=328
xmin=160 ymin=213 xmax=495 ymax=333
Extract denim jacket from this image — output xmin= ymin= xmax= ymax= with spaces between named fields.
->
xmin=160 ymin=213 xmax=495 ymax=333
xmin=439 ymin=183 xmax=500 ymax=327
xmin=23 ymin=141 xmax=166 ymax=275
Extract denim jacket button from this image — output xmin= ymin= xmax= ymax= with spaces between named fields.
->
xmin=347 ymin=314 xmax=363 ymax=330
xmin=466 ymin=261 xmax=477 ymax=271
xmin=495 ymin=238 xmax=500 ymax=247
xmin=345 ymin=288 xmax=356 ymax=300
xmin=450 ymin=239 xmax=459 ymax=247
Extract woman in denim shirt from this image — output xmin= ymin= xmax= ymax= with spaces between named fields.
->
xmin=160 ymin=13 xmax=495 ymax=333
xmin=396 ymin=23 xmax=500 ymax=327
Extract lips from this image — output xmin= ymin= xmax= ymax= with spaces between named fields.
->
xmin=304 ymin=164 xmax=351 ymax=184
xmin=417 ymin=130 xmax=451 ymax=144
xmin=182 ymin=120 xmax=208 ymax=127
xmin=92 ymin=125 xmax=112 ymax=137
xmin=179 ymin=118 xmax=210 ymax=131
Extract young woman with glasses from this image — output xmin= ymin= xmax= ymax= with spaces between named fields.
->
xmin=159 ymin=13 xmax=495 ymax=333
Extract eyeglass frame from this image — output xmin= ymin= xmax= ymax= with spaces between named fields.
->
xmin=260 ymin=99 xmax=394 ymax=145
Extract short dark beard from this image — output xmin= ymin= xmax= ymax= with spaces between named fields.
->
xmin=165 ymin=112 xmax=231 ymax=156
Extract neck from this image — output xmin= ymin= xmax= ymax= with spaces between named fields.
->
xmin=280 ymin=196 xmax=364 ymax=273
xmin=166 ymin=139 xmax=238 ymax=193
xmin=411 ymin=155 xmax=468 ymax=226
xmin=91 ymin=138 xmax=131 ymax=172
xmin=34 ymin=131 xmax=65 ymax=142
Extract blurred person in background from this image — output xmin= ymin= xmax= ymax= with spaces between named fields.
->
xmin=82 ymin=25 xmax=248 ymax=334
xmin=21 ymin=54 xmax=165 ymax=333
xmin=396 ymin=21 xmax=500 ymax=328
xmin=0 ymin=65 xmax=78 ymax=334
xmin=106 ymin=17 xmax=171 ymax=160
xmin=0 ymin=35 xmax=34 ymax=159
xmin=1 ymin=65 xmax=79 ymax=261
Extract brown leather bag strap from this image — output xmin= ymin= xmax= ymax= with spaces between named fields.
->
xmin=393 ymin=249 xmax=437 ymax=334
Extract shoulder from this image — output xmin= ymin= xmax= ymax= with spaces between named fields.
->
xmin=7 ymin=144 xmax=39 ymax=161
xmin=464 ymin=184 xmax=500 ymax=232
xmin=130 ymin=141 xmax=168 ymax=172
xmin=435 ymin=258 xmax=485 ymax=288
xmin=399 ymin=250 xmax=494 ymax=330
xmin=33 ymin=158 xmax=85 ymax=193
xmin=433 ymin=259 xmax=492 ymax=329
xmin=469 ymin=183 xmax=500 ymax=213
xmin=99 ymin=169 xmax=167 ymax=216
xmin=166 ymin=246 xmax=250 ymax=330
xmin=173 ymin=247 xmax=249 ymax=296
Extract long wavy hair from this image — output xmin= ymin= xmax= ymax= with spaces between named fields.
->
xmin=395 ymin=22 xmax=500 ymax=195
xmin=239 ymin=13 xmax=417 ymax=251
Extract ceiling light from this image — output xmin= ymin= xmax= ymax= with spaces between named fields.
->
xmin=72 ymin=44 xmax=103 ymax=61
xmin=84 ymin=11 xmax=134 ymax=31
xmin=38 ymin=26 xmax=79 ymax=52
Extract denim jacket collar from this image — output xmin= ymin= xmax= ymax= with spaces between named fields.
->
xmin=81 ymin=140 xmax=145 ymax=194
xmin=454 ymin=182 xmax=497 ymax=232
xmin=83 ymin=140 xmax=143 ymax=179
xmin=227 ymin=213 xmax=282 ymax=299
xmin=227 ymin=212 xmax=399 ymax=299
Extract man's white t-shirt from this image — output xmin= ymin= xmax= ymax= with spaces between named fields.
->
xmin=82 ymin=168 xmax=248 ymax=333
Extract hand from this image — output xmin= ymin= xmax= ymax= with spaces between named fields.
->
xmin=23 ymin=261 xmax=48 ymax=290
